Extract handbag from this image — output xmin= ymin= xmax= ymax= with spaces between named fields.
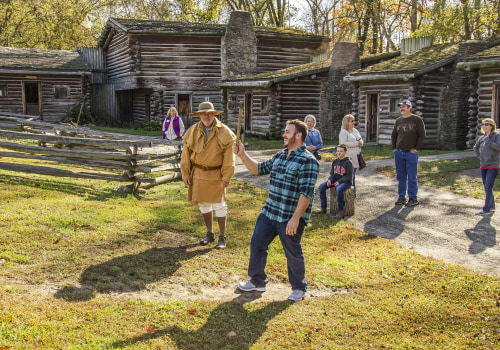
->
xmin=357 ymin=153 xmax=366 ymax=170
xmin=313 ymin=151 xmax=322 ymax=160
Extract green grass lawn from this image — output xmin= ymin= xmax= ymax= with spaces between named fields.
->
xmin=0 ymin=162 xmax=499 ymax=349
xmin=0 ymin=133 xmax=498 ymax=349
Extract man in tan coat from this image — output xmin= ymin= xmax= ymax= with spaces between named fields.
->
xmin=181 ymin=102 xmax=236 ymax=249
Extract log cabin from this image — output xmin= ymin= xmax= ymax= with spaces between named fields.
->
xmin=219 ymin=42 xmax=398 ymax=139
xmin=345 ymin=40 xmax=490 ymax=150
xmin=456 ymin=38 xmax=500 ymax=147
xmin=0 ymin=46 xmax=91 ymax=122
xmin=93 ymin=11 xmax=329 ymax=127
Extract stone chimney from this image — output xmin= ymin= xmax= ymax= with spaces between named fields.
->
xmin=324 ymin=42 xmax=361 ymax=139
xmin=221 ymin=11 xmax=257 ymax=80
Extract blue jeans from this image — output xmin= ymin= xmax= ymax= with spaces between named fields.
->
xmin=248 ymin=213 xmax=307 ymax=291
xmin=481 ymin=168 xmax=498 ymax=212
xmin=394 ymin=149 xmax=419 ymax=200
xmin=318 ymin=181 xmax=351 ymax=211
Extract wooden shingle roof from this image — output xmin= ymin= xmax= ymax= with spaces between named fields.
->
xmin=218 ymin=59 xmax=330 ymax=88
xmin=98 ymin=17 xmax=328 ymax=46
xmin=218 ymin=49 xmax=401 ymax=88
xmin=0 ymin=46 xmax=90 ymax=74
xmin=456 ymin=44 xmax=500 ymax=69
xmin=346 ymin=43 xmax=459 ymax=81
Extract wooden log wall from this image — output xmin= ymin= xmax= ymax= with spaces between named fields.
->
xmin=422 ymin=69 xmax=450 ymax=149
xmin=256 ymin=39 xmax=321 ymax=74
xmin=105 ymin=31 xmax=135 ymax=90
xmin=0 ymin=113 xmax=182 ymax=191
xmin=279 ymin=74 xmax=327 ymax=131
xmin=477 ymin=68 xmax=499 ymax=121
xmin=357 ymin=81 xmax=410 ymax=145
xmin=77 ymin=46 xmax=106 ymax=84
xmin=0 ymin=74 xmax=89 ymax=122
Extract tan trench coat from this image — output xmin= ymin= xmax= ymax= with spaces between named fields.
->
xmin=180 ymin=119 xmax=236 ymax=204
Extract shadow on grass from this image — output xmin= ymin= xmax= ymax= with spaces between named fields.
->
xmin=0 ymin=174 xmax=137 ymax=201
xmin=465 ymin=215 xmax=497 ymax=254
xmin=54 ymin=243 xmax=211 ymax=301
xmin=111 ymin=293 xmax=291 ymax=349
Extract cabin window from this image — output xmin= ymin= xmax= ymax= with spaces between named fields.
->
xmin=54 ymin=86 xmax=69 ymax=99
xmin=228 ymin=96 xmax=238 ymax=110
xmin=0 ymin=85 xmax=6 ymax=97
xmin=389 ymin=98 xmax=400 ymax=113
xmin=261 ymin=97 xmax=269 ymax=112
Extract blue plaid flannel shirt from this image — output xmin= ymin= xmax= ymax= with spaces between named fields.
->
xmin=258 ymin=145 xmax=319 ymax=225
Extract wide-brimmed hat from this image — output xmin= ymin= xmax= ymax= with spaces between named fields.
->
xmin=190 ymin=102 xmax=223 ymax=116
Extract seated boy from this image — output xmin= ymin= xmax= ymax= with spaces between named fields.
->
xmin=318 ymin=144 xmax=353 ymax=219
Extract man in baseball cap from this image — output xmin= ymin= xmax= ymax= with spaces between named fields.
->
xmin=391 ymin=99 xmax=426 ymax=207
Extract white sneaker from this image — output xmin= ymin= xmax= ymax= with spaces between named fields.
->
xmin=288 ymin=289 xmax=305 ymax=301
xmin=476 ymin=209 xmax=492 ymax=216
xmin=237 ymin=281 xmax=266 ymax=292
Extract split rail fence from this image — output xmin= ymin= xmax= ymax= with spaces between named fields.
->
xmin=0 ymin=112 xmax=182 ymax=192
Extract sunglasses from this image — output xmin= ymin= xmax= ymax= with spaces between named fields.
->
xmin=482 ymin=123 xmax=491 ymax=126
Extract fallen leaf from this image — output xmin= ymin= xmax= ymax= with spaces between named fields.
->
xmin=216 ymin=281 xmax=220 ymax=285
xmin=71 ymin=208 xmax=77 ymax=211
xmin=332 ymin=247 xmax=337 ymax=251
xmin=226 ymin=331 xmax=237 ymax=339
xmin=0 ymin=347 xmax=12 ymax=349
xmin=287 ymin=328 xmax=293 ymax=332
xmin=188 ymin=309 xmax=197 ymax=314
xmin=143 ymin=325 xmax=159 ymax=334
xmin=54 ymin=237 xmax=61 ymax=244
xmin=468 ymin=305 xmax=474 ymax=310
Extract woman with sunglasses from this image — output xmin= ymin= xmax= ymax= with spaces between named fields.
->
xmin=473 ymin=118 xmax=500 ymax=215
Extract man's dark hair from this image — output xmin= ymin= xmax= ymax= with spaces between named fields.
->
xmin=337 ymin=144 xmax=347 ymax=152
xmin=286 ymin=119 xmax=308 ymax=143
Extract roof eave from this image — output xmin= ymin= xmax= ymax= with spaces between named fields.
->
xmin=0 ymin=69 xmax=91 ymax=76
xmin=457 ymin=59 xmax=500 ymax=70
xmin=345 ymin=73 xmax=416 ymax=82
xmin=217 ymin=80 xmax=272 ymax=88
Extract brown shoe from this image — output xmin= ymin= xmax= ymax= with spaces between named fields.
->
xmin=335 ymin=210 xmax=345 ymax=219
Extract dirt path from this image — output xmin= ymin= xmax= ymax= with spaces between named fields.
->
xmin=234 ymin=150 xmax=500 ymax=278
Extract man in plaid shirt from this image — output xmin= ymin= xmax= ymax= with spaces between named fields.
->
xmin=232 ymin=119 xmax=319 ymax=301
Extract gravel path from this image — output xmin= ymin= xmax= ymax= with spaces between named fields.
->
xmin=234 ymin=150 xmax=500 ymax=278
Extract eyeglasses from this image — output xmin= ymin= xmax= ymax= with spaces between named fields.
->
xmin=482 ymin=123 xmax=491 ymax=126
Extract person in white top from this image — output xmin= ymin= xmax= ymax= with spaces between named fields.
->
xmin=338 ymin=114 xmax=363 ymax=193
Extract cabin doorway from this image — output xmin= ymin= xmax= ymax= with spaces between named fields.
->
xmin=177 ymin=93 xmax=192 ymax=128
xmin=493 ymin=84 xmax=500 ymax=125
xmin=244 ymin=93 xmax=252 ymax=131
xmin=116 ymin=90 xmax=134 ymax=126
xmin=366 ymin=93 xmax=379 ymax=142
xmin=23 ymin=82 xmax=41 ymax=117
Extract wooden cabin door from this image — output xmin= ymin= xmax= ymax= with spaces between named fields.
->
xmin=493 ymin=84 xmax=500 ymax=125
xmin=116 ymin=90 xmax=134 ymax=125
xmin=23 ymin=82 xmax=41 ymax=116
xmin=244 ymin=93 xmax=252 ymax=131
xmin=177 ymin=94 xmax=192 ymax=128
xmin=366 ymin=94 xmax=379 ymax=142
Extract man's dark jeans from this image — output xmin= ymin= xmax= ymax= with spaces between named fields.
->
xmin=248 ymin=213 xmax=307 ymax=291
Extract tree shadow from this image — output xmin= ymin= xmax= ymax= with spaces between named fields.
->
xmin=0 ymin=174 xmax=139 ymax=201
xmin=111 ymin=292 xmax=291 ymax=349
xmin=363 ymin=205 xmax=415 ymax=239
xmin=465 ymin=216 xmax=497 ymax=254
xmin=54 ymin=243 xmax=211 ymax=301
